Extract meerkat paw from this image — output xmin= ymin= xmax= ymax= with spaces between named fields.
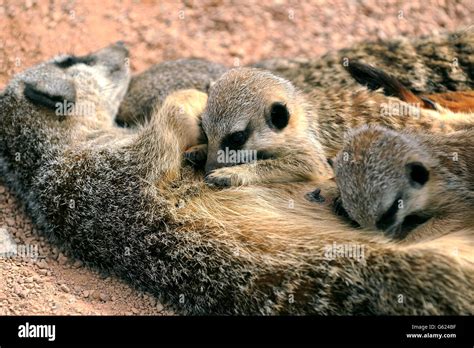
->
xmin=184 ymin=144 xmax=208 ymax=168
xmin=205 ymin=166 xmax=255 ymax=187
xmin=160 ymin=89 xmax=208 ymax=149
xmin=164 ymin=89 xmax=208 ymax=120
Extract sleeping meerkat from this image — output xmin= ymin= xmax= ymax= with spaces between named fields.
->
xmin=2 ymin=45 xmax=473 ymax=314
xmin=332 ymin=125 xmax=474 ymax=239
xmin=199 ymin=67 xmax=472 ymax=187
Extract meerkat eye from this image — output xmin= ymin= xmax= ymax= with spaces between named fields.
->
xmin=222 ymin=130 xmax=248 ymax=150
xmin=24 ymin=81 xmax=76 ymax=111
xmin=406 ymin=162 xmax=430 ymax=188
xmin=269 ymin=102 xmax=290 ymax=130
xmin=230 ymin=131 xmax=246 ymax=146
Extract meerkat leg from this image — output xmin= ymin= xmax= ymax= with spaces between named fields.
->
xmin=134 ymin=89 xmax=208 ymax=182
xmin=205 ymin=155 xmax=331 ymax=187
xmin=155 ymin=89 xmax=209 ymax=151
xmin=142 ymin=89 xmax=208 ymax=152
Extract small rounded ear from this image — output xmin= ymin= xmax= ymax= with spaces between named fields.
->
xmin=206 ymin=79 xmax=217 ymax=92
xmin=268 ymin=102 xmax=290 ymax=130
xmin=406 ymin=162 xmax=429 ymax=188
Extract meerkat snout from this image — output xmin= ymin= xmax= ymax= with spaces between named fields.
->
xmin=202 ymin=101 xmax=291 ymax=174
xmin=201 ymin=68 xmax=299 ymax=177
xmin=333 ymin=125 xmax=437 ymax=238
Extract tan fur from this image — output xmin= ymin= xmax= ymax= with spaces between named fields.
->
xmin=333 ymin=125 xmax=474 ymax=240
xmin=1 ymin=43 xmax=473 ymax=314
xmin=201 ymin=68 xmax=472 ymax=188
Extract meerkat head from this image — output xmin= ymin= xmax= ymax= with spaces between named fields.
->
xmin=201 ymin=68 xmax=309 ymax=174
xmin=1 ymin=41 xmax=130 ymax=126
xmin=332 ymin=125 xmax=436 ymax=238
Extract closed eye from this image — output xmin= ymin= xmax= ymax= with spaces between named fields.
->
xmin=333 ymin=196 xmax=360 ymax=228
xmin=376 ymin=196 xmax=401 ymax=230
xmin=55 ymin=55 xmax=95 ymax=69
xmin=221 ymin=127 xmax=250 ymax=151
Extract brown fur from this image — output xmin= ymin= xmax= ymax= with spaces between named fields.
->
xmin=0 ymin=43 xmax=473 ymax=315
xmin=333 ymin=125 xmax=474 ymax=240
xmin=344 ymin=60 xmax=474 ymax=113
xmin=201 ymin=67 xmax=472 ymax=188
xmin=254 ymin=29 xmax=474 ymax=94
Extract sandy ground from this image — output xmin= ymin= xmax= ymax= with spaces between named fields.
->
xmin=0 ymin=0 xmax=473 ymax=315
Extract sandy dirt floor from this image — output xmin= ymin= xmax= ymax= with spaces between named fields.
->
xmin=0 ymin=0 xmax=473 ymax=315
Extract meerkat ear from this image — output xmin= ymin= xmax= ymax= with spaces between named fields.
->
xmin=269 ymin=102 xmax=290 ymax=130
xmin=206 ymin=79 xmax=217 ymax=92
xmin=24 ymin=79 xmax=76 ymax=111
xmin=406 ymin=162 xmax=430 ymax=188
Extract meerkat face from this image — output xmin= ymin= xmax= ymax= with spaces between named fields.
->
xmin=201 ymin=68 xmax=306 ymax=174
xmin=3 ymin=41 xmax=130 ymax=123
xmin=333 ymin=126 xmax=433 ymax=238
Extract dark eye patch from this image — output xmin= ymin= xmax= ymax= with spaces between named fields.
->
xmin=376 ymin=196 xmax=402 ymax=231
xmin=399 ymin=214 xmax=431 ymax=236
xmin=221 ymin=125 xmax=251 ymax=151
xmin=333 ymin=196 xmax=360 ymax=228
xmin=55 ymin=55 xmax=95 ymax=69
xmin=24 ymin=82 xmax=75 ymax=111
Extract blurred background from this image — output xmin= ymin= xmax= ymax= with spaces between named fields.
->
xmin=1 ymin=0 xmax=473 ymax=87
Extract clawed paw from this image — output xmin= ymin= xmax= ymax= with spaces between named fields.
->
xmin=205 ymin=173 xmax=232 ymax=187
xmin=204 ymin=168 xmax=236 ymax=187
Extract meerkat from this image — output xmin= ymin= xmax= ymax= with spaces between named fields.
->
xmin=115 ymin=58 xmax=227 ymax=127
xmin=115 ymin=29 xmax=473 ymax=130
xmin=1 ymin=43 xmax=473 ymax=314
xmin=253 ymin=29 xmax=474 ymax=94
xmin=200 ymin=67 xmax=473 ymax=188
xmin=345 ymin=60 xmax=474 ymax=114
xmin=331 ymin=125 xmax=474 ymax=240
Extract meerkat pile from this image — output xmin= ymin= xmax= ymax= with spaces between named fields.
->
xmin=199 ymin=67 xmax=472 ymax=188
xmin=0 ymin=32 xmax=473 ymax=315
xmin=330 ymin=62 xmax=474 ymax=239
xmin=196 ymin=31 xmax=473 ymax=242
